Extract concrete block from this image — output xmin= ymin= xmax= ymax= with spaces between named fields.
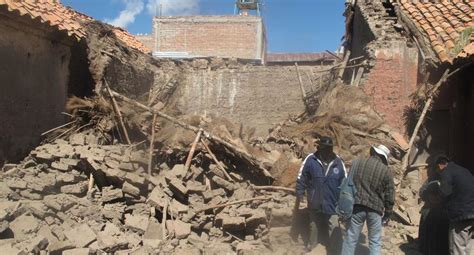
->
xmin=23 ymin=236 xmax=48 ymax=254
xmin=170 ymin=164 xmax=187 ymax=178
xmin=142 ymin=220 xmax=163 ymax=248
xmin=167 ymin=178 xmax=188 ymax=198
xmin=125 ymin=214 xmax=149 ymax=233
xmin=34 ymin=152 xmax=55 ymax=164
xmin=64 ymin=223 xmax=96 ymax=248
xmin=122 ymin=182 xmax=140 ymax=197
xmin=186 ymin=181 xmax=206 ymax=194
xmin=9 ymin=214 xmax=40 ymax=241
xmin=101 ymin=186 xmax=123 ymax=203
xmin=222 ymin=216 xmax=245 ymax=231
xmin=147 ymin=186 xmax=168 ymax=210
xmin=69 ymin=133 xmax=85 ymax=145
xmin=245 ymin=209 xmax=267 ymax=229
xmin=59 ymin=158 xmax=80 ymax=168
xmin=212 ymin=175 xmax=235 ymax=192
xmin=47 ymin=240 xmax=75 ymax=254
xmin=62 ymin=248 xmax=90 ymax=255
xmin=60 ymin=182 xmax=88 ymax=196
xmin=124 ymin=173 xmax=146 ymax=187
xmin=102 ymin=203 xmax=125 ymax=221
xmin=170 ymin=199 xmax=189 ymax=215
xmin=166 ymin=219 xmax=191 ymax=239
xmin=119 ymin=162 xmax=138 ymax=172
xmin=6 ymin=179 xmax=27 ymax=190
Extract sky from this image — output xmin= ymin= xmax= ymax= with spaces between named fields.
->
xmin=62 ymin=0 xmax=346 ymax=53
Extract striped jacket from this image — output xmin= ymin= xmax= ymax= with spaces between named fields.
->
xmin=295 ymin=153 xmax=346 ymax=214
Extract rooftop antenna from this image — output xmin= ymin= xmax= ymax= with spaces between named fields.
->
xmin=154 ymin=2 xmax=162 ymax=17
xmin=234 ymin=0 xmax=261 ymax=16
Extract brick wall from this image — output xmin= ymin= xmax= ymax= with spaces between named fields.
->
xmin=153 ymin=16 xmax=265 ymax=61
xmin=362 ymin=42 xmax=418 ymax=134
xmin=135 ymin=34 xmax=153 ymax=53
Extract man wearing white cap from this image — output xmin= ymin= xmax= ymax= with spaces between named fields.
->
xmin=341 ymin=144 xmax=395 ymax=255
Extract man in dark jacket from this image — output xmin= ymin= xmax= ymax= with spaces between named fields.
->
xmin=341 ymin=144 xmax=395 ymax=255
xmin=294 ymin=136 xmax=346 ymax=252
xmin=434 ymin=155 xmax=474 ymax=255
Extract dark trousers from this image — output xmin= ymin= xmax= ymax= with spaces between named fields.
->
xmin=308 ymin=209 xmax=338 ymax=251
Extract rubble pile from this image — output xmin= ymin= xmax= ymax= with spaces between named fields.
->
xmin=0 ymin=131 xmax=300 ymax=254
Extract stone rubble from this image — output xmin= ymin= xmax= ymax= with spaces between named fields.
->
xmin=0 ymin=132 xmax=300 ymax=254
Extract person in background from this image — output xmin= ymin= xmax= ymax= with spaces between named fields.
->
xmin=341 ymin=144 xmax=395 ymax=255
xmin=418 ymin=162 xmax=449 ymax=255
xmin=294 ymin=136 xmax=346 ymax=253
xmin=434 ymin=154 xmax=474 ymax=255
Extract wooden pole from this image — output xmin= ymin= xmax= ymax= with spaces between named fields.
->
xmin=352 ymin=66 xmax=364 ymax=87
xmin=147 ymin=114 xmax=157 ymax=177
xmin=110 ymin=90 xmax=273 ymax=180
xmin=87 ymin=173 xmax=94 ymax=194
xmin=194 ymin=196 xmax=271 ymax=214
xmin=336 ymin=50 xmax=351 ymax=83
xmin=251 ymin=185 xmax=295 ymax=194
xmin=184 ymin=128 xmax=203 ymax=174
xmin=402 ymin=69 xmax=451 ymax=171
xmin=201 ymin=139 xmax=233 ymax=181
xmin=162 ymin=199 xmax=168 ymax=239
xmin=295 ymin=62 xmax=307 ymax=105
xmin=104 ymin=80 xmax=131 ymax=144
xmin=41 ymin=120 xmax=77 ymax=136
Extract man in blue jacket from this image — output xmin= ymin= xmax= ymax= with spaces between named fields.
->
xmin=294 ymin=136 xmax=347 ymax=253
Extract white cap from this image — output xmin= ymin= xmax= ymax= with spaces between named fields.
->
xmin=371 ymin=144 xmax=390 ymax=162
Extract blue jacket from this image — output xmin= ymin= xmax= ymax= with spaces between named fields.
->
xmin=295 ymin=153 xmax=346 ymax=214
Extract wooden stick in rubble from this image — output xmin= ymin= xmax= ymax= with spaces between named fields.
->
xmin=104 ymin=80 xmax=131 ymax=144
xmin=194 ymin=196 xmax=271 ymax=214
xmin=200 ymin=139 xmax=233 ymax=181
xmin=109 ymin=90 xmax=273 ymax=180
xmin=147 ymin=114 xmax=157 ymax=177
xmin=402 ymin=67 xmax=462 ymax=171
xmin=184 ymin=128 xmax=203 ymax=174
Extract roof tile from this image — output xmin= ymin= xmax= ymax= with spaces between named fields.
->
xmin=0 ymin=0 xmax=150 ymax=53
xmin=399 ymin=0 xmax=473 ymax=63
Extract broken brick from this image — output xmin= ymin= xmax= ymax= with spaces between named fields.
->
xmin=167 ymin=177 xmax=188 ymax=199
xmin=166 ymin=219 xmax=191 ymax=239
xmin=101 ymin=186 xmax=123 ymax=203
xmin=64 ymin=223 xmax=97 ymax=248
xmin=143 ymin=219 xmax=163 ymax=248
xmin=222 ymin=216 xmax=246 ymax=231
xmin=51 ymin=162 xmax=70 ymax=172
xmin=122 ymin=182 xmax=140 ymax=197
xmin=125 ymin=213 xmax=149 ymax=233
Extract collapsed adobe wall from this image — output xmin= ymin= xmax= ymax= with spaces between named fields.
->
xmin=83 ymin=22 xmax=332 ymax=138
xmin=0 ymin=14 xmax=72 ymax=164
xmin=348 ymin=1 xmax=419 ymax=134
xmin=169 ymin=59 xmax=332 ymax=137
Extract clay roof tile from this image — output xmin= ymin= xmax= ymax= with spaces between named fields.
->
xmin=0 ymin=1 xmax=149 ymax=53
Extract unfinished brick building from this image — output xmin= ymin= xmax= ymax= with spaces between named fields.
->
xmin=152 ymin=15 xmax=266 ymax=62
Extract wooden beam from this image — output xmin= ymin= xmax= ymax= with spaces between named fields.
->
xmin=104 ymin=80 xmax=131 ymax=144
xmin=402 ymin=69 xmax=455 ymax=171
xmin=184 ymin=128 xmax=203 ymax=174
xmin=110 ymin=90 xmax=273 ymax=180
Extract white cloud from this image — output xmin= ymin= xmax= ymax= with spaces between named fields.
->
xmin=146 ymin=0 xmax=199 ymax=16
xmin=106 ymin=0 xmax=145 ymax=28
